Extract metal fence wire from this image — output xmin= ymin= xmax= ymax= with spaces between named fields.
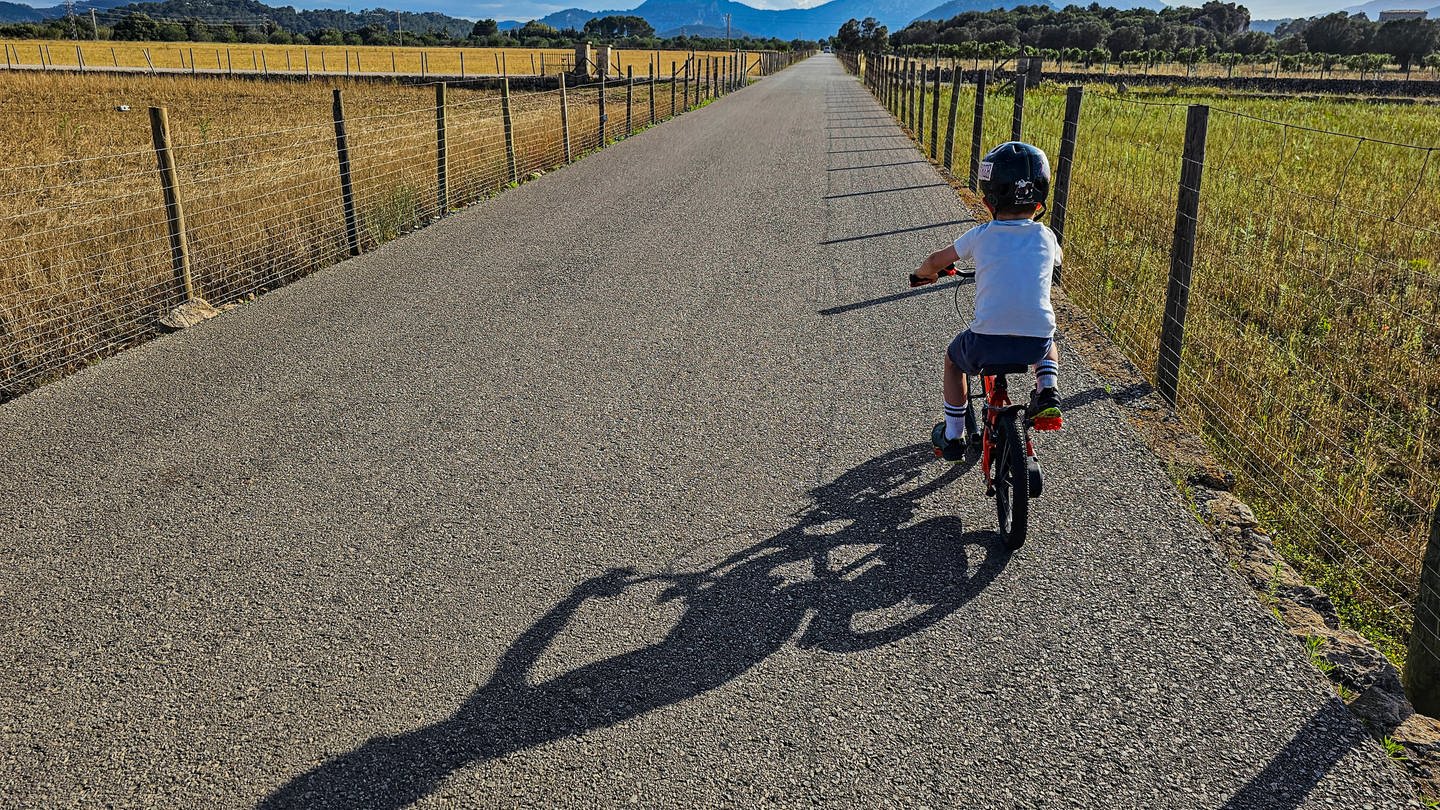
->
xmin=0 ymin=48 xmax=809 ymax=403
xmin=845 ymin=52 xmax=1440 ymax=664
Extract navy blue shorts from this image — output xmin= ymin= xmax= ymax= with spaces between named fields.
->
xmin=946 ymin=330 xmax=1053 ymax=374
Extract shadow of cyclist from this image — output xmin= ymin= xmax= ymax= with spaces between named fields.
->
xmin=260 ymin=444 xmax=1009 ymax=809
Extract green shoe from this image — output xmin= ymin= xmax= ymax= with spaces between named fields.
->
xmin=1028 ymin=387 xmax=1063 ymax=430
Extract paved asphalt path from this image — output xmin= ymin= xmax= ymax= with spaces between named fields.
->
xmin=0 ymin=56 xmax=1417 ymax=808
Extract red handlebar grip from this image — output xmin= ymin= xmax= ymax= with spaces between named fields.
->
xmin=908 ymin=264 xmax=957 ymax=288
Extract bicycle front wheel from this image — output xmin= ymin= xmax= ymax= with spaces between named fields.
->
xmin=994 ymin=411 xmax=1029 ymax=550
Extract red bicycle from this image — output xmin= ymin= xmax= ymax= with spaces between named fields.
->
xmin=908 ymin=266 xmax=1058 ymax=549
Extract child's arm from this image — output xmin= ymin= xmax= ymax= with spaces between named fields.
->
xmin=913 ymin=244 xmax=959 ymax=284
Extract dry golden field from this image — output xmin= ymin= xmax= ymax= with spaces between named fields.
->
xmin=0 ymin=40 xmax=763 ymax=79
xmin=0 ymin=63 xmax=732 ymax=398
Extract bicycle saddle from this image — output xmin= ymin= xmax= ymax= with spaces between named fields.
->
xmin=978 ymin=364 xmax=1029 ymax=376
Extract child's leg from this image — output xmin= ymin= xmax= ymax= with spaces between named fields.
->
xmin=943 ymin=354 xmax=969 ymax=440
xmin=1034 ymin=341 xmax=1059 ymax=392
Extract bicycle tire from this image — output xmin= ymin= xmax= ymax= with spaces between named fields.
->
xmin=994 ymin=411 xmax=1029 ymax=550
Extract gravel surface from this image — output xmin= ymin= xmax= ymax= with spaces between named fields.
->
xmin=0 ymin=55 xmax=1417 ymax=809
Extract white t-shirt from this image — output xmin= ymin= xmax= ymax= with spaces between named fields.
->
xmin=953 ymin=219 xmax=1060 ymax=338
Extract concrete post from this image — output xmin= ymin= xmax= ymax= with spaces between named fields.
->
xmin=575 ymin=43 xmax=592 ymax=78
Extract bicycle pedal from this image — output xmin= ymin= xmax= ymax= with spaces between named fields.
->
xmin=1032 ymin=416 xmax=1063 ymax=431
xmin=933 ymin=447 xmax=943 ymax=458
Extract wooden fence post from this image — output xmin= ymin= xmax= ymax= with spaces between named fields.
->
xmin=649 ymin=65 xmax=656 ymax=124
xmin=897 ymin=58 xmax=906 ymax=123
xmin=144 ymin=48 xmax=154 ymax=75
xmin=147 ymin=107 xmax=195 ymax=305
xmin=930 ymin=60 xmax=941 ymax=158
xmin=682 ymin=61 xmax=690 ymax=111
xmin=460 ymin=51 xmax=465 ymax=78
xmin=502 ymin=77 xmax=518 ymax=184
xmin=908 ymin=60 xmax=918 ymax=132
xmin=885 ymin=54 xmax=893 ymax=108
xmin=331 ymin=90 xmax=360 ymax=256
xmin=1050 ymin=86 xmax=1085 ymax=268
xmin=943 ymin=65 xmax=961 ymax=171
xmin=560 ymin=72 xmax=572 ymax=163
xmin=1011 ymin=72 xmax=1025 ymax=142
xmin=599 ymin=70 xmax=608 ymax=144
xmin=1156 ymin=104 xmax=1210 ymax=406
xmin=626 ymin=65 xmax=633 ymax=135
xmin=969 ymin=70 xmax=987 ymax=190
xmin=435 ymin=82 xmax=448 ymax=216
xmin=1406 ymin=504 xmax=1440 ymax=715
xmin=917 ymin=59 xmax=927 ymax=141
xmin=899 ymin=59 xmax=908 ymax=124
xmin=670 ymin=64 xmax=677 ymax=116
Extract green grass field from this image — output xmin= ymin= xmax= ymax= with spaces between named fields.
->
xmin=902 ymin=76 xmax=1440 ymax=662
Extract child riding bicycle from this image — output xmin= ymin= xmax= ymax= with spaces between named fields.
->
xmin=912 ymin=141 xmax=1063 ymax=463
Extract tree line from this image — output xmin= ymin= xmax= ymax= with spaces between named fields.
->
xmin=836 ymin=3 xmax=1440 ymax=73
xmin=0 ymin=3 xmax=813 ymax=52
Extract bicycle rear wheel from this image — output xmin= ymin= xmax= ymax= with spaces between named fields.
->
xmin=994 ymin=411 xmax=1029 ymax=550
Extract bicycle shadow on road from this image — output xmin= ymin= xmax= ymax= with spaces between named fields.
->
xmin=259 ymin=444 xmax=1011 ymax=809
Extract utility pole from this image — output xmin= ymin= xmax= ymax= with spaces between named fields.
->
xmin=725 ymin=13 xmax=731 ymax=50
xmin=90 ymin=8 xmax=98 ymax=40
xmin=65 ymin=0 xmax=77 ymax=40
xmin=396 ymin=10 xmax=403 ymax=46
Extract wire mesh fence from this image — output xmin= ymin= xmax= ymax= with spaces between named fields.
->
xmin=0 ymin=41 xmax=770 ymax=80
xmin=846 ymin=52 xmax=1440 ymax=666
xmin=0 ymin=49 xmax=811 ymax=403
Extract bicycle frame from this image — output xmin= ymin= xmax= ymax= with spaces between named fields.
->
xmin=978 ymin=373 xmax=1034 ymax=496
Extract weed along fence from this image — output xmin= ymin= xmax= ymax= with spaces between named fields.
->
xmin=0 ymin=50 xmax=809 ymax=402
xmin=839 ymin=51 xmax=1440 ymax=669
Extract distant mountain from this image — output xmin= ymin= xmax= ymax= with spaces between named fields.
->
xmin=909 ymin=0 xmax=1050 ymax=22
xmin=535 ymin=7 xmax=600 ymax=29
xmin=497 ymin=19 xmax=524 ymax=29
xmin=658 ymin=22 xmax=750 ymax=35
xmin=539 ymin=0 xmax=946 ymax=40
xmin=1342 ymin=0 xmax=1433 ymax=16
xmin=0 ymin=2 xmax=44 ymax=21
xmin=0 ymin=0 xmax=126 ymax=23
xmin=1248 ymin=17 xmax=1288 ymax=32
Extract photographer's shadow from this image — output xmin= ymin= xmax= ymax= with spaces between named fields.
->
xmin=261 ymin=444 xmax=1010 ymax=809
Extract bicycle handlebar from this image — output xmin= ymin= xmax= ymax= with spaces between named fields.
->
xmin=908 ymin=263 xmax=973 ymax=288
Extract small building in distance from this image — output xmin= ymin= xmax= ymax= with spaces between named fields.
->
xmin=1378 ymin=9 xmax=1428 ymax=21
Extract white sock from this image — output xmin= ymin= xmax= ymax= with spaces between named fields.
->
xmin=943 ymin=401 xmax=967 ymax=440
xmin=1036 ymin=359 xmax=1058 ymax=391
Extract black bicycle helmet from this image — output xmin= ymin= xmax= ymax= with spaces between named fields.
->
xmin=978 ymin=141 xmax=1051 ymax=210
